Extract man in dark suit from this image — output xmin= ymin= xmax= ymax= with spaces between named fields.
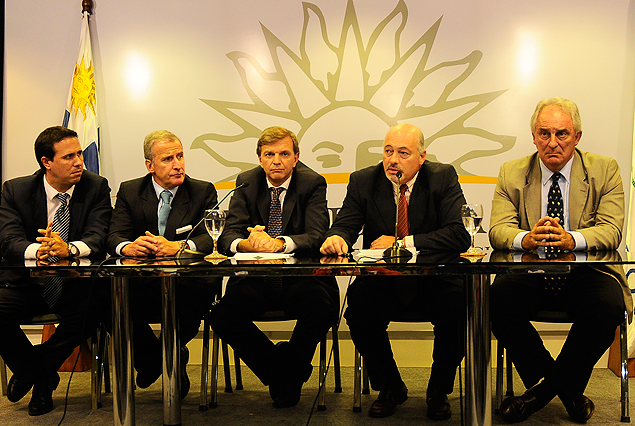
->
xmin=0 ymin=126 xmax=112 ymax=415
xmin=107 ymin=130 xmax=218 ymax=398
xmin=321 ymin=123 xmax=470 ymax=420
xmin=489 ymin=97 xmax=630 ymax=423
xmin=210 ymin=126 xmax=338 ymax=408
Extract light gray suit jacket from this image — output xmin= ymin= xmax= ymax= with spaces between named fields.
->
xmin=489 ymin=148 xmax=632 ymax=320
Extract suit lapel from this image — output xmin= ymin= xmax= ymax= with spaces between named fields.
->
xmin=568 ymin=152 xmax=589 ymax=229
xmin=31 ymin=179 xmax=48 ymax=230
xmin=281 ymin=174 xmax=298 ymax=231
xmin=372 ymin=174 xmax=396 ymax=234
xmin=165 ymin=181 xmax=190 ymax=238
xmin=408 ymin=172 xmax=429 ymax=234
xmin=523 ymin=156 xmax=542 ymax=227
xmin=140 ymin=178 xmax=160 ymax=234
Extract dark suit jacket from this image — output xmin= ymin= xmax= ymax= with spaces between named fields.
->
xmin=107 ymin=174 xmax=217 ymax=255
xmin=219 ymin=162 xmax=329 ymax=254
xmin=326 ymin=162 xmax=471 ymax=252
xmin=0 ymin=169 xmax=112 ymax=286
xmin=0 ymin=169 xmax=112 ymax=260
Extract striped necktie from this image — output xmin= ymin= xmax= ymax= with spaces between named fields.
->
xmin=43 ymin=193 xmax=70 ymax=308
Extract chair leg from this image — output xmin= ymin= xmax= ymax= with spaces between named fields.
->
xmin=199 ymin=314 xmax=210 ymax=411
xmin=0 ymin=356 xmax=7 ymax=396
xmin=234 ymin=349 xmax=243 ymax=391
xmin=91 ymin=327 xmax=103 ymax=409
xmin=353 ymin=348 xmax=362 ymax=412
xmin=332 ymin=325 xmax=342 ymax=393
xmin=222 ymin=341 xmax=233 ymax=393
xmin=317 ymin=335 xmax=327 ymax=411
xmin=103 ymin=333 xmax=111 ymax=394
xmin=620 ymin=314 xmax=630 ymax=422
xmin=362 ymin=357 xmax=370 ymax=394
xmin=495 ymin=341 xmax=504 ymax=415
xmin=505 ymin=348 xmax=514 ymax=397
xmin=209 ymin=329 xmax=220 ymax=409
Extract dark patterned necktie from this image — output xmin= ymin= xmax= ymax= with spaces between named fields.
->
xmin=266 ymin=187 xmax=284 ymax=294
xmin=268 ymin=187 xmax=284 ymax=238
xmin=545 ymin=172 xmax=564 ymax=258
xmin=544 ymin=172 xmax=567 ymax=294
xmin=397 ymin=184 xmax=409 ymax=238
xmin=158 ymin=190 xmax=172 ymax=236
xmin=44 ymin=193 xmax=70 ymax=308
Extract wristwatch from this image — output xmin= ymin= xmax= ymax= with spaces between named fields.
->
xmin=277 ymin=237 xmax=287 ymax=253
xmin=68 ymin=243 xmax=79 ymax=257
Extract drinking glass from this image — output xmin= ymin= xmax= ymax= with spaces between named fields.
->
xmin=204 ymin=209 xmax=227 ymax=260
xmin=461 ymin=203 xmax=483 ymax=254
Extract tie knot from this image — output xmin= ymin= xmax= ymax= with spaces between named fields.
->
xmin=160 ymin=190 xmax=172 ymax=204
xmin=271 ymin=187 xmax=284 ymax=199
xmin=56 ymin=193 xmax=69 ymax=206
xmin=551 ymin=172 xmax=561 ymax=184
xmin=399 ymin=184 xmax=408 ymax=196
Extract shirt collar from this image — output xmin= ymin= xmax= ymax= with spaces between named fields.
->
xmin=151 ymin=177 xmax=179 ymax=200
xmin=540 ymin=156 xmax=573 ymax=188
xmin=43 ymin=174 xmax=75 ymax=201
xmin=391 ymin=171 xmax=419 ymax=193
xmin=266 ymin=174 xmax=292 ymax=191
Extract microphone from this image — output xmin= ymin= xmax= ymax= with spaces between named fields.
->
xmin=176 ymin=181 xmax=250 ymax=257
xmin=383 ymin=171 xmax=412 ymax=262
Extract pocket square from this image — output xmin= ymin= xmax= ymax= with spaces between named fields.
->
xmin=176 ymin=225 xmax=192 ymax=234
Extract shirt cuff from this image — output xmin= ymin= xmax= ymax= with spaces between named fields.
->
xmin=185 ymin=239 xmax=196 ymax=252
xmin=25 ymin=243 xmax=40 ymax=260
xmin=512 ymin=231 xmax=529 ymax=250
xmin=116 ymin=241 xmax=132 ymax=256
xmin=230 ymin=238 xmax=241 ymax=254
xmin=569 ymin=231 xmax=587 ymax=251
xmin=403 ymin=235 xmax=415 ymax=248
xmin=71 ymin=241 xmax=91 ymax=257
xmin=277 ymin=236 xmax=297 ymax=253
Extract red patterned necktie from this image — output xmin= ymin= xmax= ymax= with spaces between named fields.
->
xmin=397 ymin=184 xmax=409 ymax=238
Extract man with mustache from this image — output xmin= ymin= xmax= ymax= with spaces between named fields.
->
xmin=321 ymin=123 xmax=470 ymax=420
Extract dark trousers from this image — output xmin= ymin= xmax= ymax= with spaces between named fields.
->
xmin=0 ymin=277 xmax=107 ymax=377
xmin=209 ymin=276 xmax=338 ymax=386
xmin=490 ymin=265 xmax=625 ymax=400
xmin=126 ymin=277 xmax=219 ymax=375
xmin=345 ymin=275 xmax=466 ymax=394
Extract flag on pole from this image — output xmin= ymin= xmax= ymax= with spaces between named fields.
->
xmin=63 ymin=11 xmax=99 ymax=174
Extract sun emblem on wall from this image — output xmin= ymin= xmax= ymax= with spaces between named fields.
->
xmin=193 ymin=0 xmax=515 ymax=183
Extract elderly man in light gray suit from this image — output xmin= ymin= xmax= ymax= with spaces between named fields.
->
xmin=489 ymin=97 xmax=631 ymax=424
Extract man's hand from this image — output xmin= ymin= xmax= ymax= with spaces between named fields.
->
xmin=320 ymin=235 xmax=349 ymax=255
xmin=244 ymin=225 xmax=284 ymax=253
xmin=36 ymin=222 xmax=70 ymax=259
xmin=121 ymin=234 xmax=158 ymax=257
xmin=521 ymin=216 xmax=575 ymax=251
xmin=142 ymin=231 xmax=181 ymax=257
xmin=370 ymin=235 xmax=395 ymax=250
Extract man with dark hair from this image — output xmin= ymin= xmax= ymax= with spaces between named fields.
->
xmin=489 ymin=97 xmax=631 ymax=423
xmin=321 ymin=123 xmax=470 ymax=420
xmin=108 ymin=130 xmax=218 ymax=399
xmin=210 ymin=126 xmax=338 ymax=408
xmin=0 ymin=126 xmax=112 ymax=416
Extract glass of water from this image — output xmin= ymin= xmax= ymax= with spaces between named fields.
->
xmin=204 ymin=209 xmax=227 ymax=260
xmin=461 ymin=203 xmax=483 ymax=254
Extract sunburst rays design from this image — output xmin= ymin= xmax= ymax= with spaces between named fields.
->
xmin=70 ymin=55 xmax=96 ymax=121
xmin=193 ymin=0 xmax=515 ymax=183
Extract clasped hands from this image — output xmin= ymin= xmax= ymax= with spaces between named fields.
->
xmin=320 ymin=234 xmax=395 ymax=256
xmin=521 ymin=216 xmax=575 ymax=251
xmin=122 ymin=231 xmax=181 ymax=257
xmin=237 ymin=225 xmax=284 ymax=253
xmin=36 ymin=222 xmax=69 ymax=260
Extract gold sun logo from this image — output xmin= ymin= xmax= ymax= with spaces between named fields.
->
xmin=70 ymin=55 xmax=96 ymax=121
xmin=193 ymin=0 xmax=515 ymax=184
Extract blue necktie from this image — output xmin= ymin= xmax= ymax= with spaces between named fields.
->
xmin=158 ymin=190 xmax=172 ymax=236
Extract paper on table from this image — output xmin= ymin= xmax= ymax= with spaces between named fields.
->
xmin=233 ymin=252 xmax=295 ymax=260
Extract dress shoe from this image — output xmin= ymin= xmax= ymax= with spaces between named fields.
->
xmin=559 ymin=394 xmax=595 ymax=423
xmin=270 ymin=379 xmax=302 ymax=408
xmin=7 ymin=370 xmax=39 ymax=403
xmin=28 ymin=372 xmax=59 ymax=416
xmin=180 ymin=346 xmax=190 ymax=400
xmin=368 ymin=383 xmax=408 ymax=418
xmin=500 ymin=382 xmax=556 ymax=423
xmin=426 ymin=387 xmax=451 ymax=420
